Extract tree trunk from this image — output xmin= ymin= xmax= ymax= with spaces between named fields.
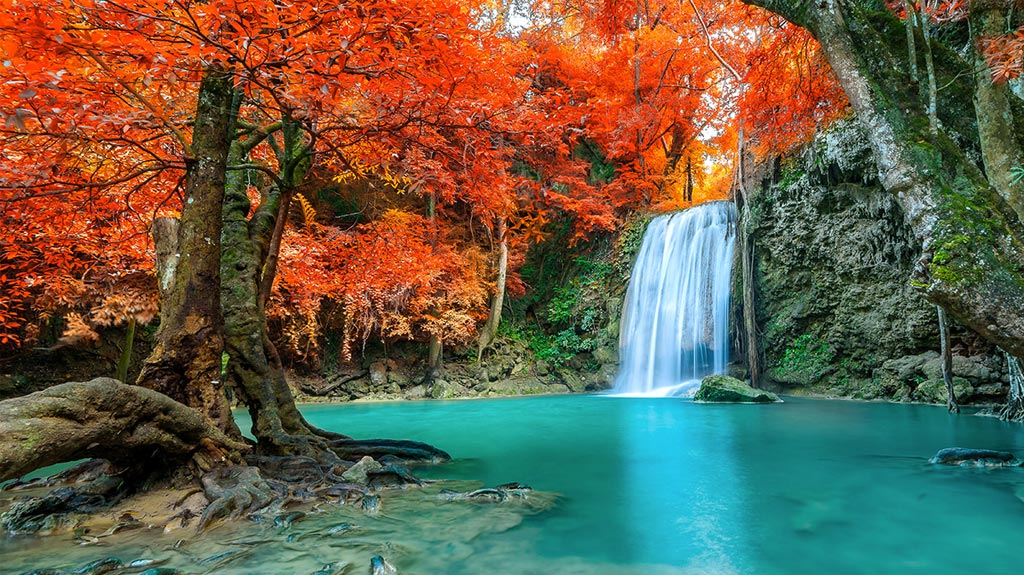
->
xmin=904 ymin=0 xmax=918 ymax=80
xmin=136 ymin=66 xmax=239 ymax=436
xmin=477 ymin=216 xmax=508 ymax=360
xmin=428 ymin=335 xmax=443 ymax=377
xmin=937 ymin=305 xmax=959 ymax=413
xmin=970 ymin=0 xmax=1024 ymax=223
xmin=1002 ymin=350 xmax=1024 ymax=421
xmin=221 ymin=142 xmax=341 ymax=462
xmin=735 ymin=127 xmax=761 ymax=388
xmin=743 ymin=0 xmax=1024 ymax=359
xmin=115 ymin=317 xmax=136 ymax=383
xmin=0 ymin=378 xmax=246 ymax=483
xmin=919 ymin=0 xmax=938 ymax=135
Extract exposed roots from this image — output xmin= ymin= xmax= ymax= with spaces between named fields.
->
xmin=198 ymin=466 xmax=276 ymax=531
xmin=327 ymin=439 xmax=451 ymax=464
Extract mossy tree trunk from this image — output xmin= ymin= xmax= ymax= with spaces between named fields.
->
xmin=115 ymin=317 xmax=136 ymax=383
xmin=220 ymin=117 xmax=344 ymax=461
xmin=743 ymin=0 xmax=1024 ymax=364
xmin=970 ymin=0 xmax=1024 ymax=223
xmin=136 ymin=67 xmax=240 ymax=436
xmin=937 ymin=306 xmax=958 ymax=413
xmin=0 ymin=379 xmax=246 ymax=484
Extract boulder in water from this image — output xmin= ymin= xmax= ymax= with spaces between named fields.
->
xmin=929 ymin=448 xmax=1021 ymax=467
xmin=341 ymin=456 xmax=383 ymax=484
xmin=693 ymin=375 xmax=782 ymax=404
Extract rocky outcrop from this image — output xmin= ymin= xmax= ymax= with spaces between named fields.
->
xmin=749 ymin=120 xmax=1008 ymax=404
xmin=694 ymin=375 xmax=782 ymax=403
xmin=290 ymin=337 xmax=612 ymax=403
xmin=930 ymin=448 xmax=1021 ymax=467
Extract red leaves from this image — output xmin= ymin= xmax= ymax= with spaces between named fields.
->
xmin=270 ymin=210 xmax=487 ymax=363
xmin=980 ymin=29 xmax=1024 ymax=83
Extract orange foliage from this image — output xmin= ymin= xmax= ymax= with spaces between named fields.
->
xmin=0 ymin=0 xmax=852 ymax=359
xmin=270 ymin=211 xmax=487 ymax=363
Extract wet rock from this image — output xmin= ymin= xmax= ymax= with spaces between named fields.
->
xmin=441 ymin=482 xmax=533 ymax=503
xmin=324 ymin=522 xmax=355 ymax=535
xmin=930 ymin=448 xmax=1021 ymax=467
xmin=403 ymin=385 xmax=427 ymax=399
xmin=317 ymin=482 xmax=370 ymax=504
xmin=370 ymin=555 xmax=397 ymax=575
xmin=0 ymin=487 xmax=105 ymax=534
xmin=369 ymin=362 xmax=388 ymax=389
xmin=546 ymin=383 xmax=572 ymax=394
xmin=535 ymin=360 xmax=550 ymax=376
xmin=342 ymin=456 xmax=383 ymax=484
xmin=366 ymin=465 xmax=422 ymax=490
xmin=361 ymin=495 xmax=380 ymax=514
xmin=914 ymin=377 xmax=973 ymax=404
xmin=973 ymin=383 xmax=1007 ymax=399
xmin=694 ymin=375 xmax=782 ymax=403
xmin=273 ymin=511 xmax=307 ymax=528
xmin=486 ymin=378 xmax=548 ymax=396
xmin=429 ymin=379 xmax=469 ymax=399
xmin=73 ymin=557 xmax=124 ymax=575
xmin=126 ymin=559 xmax=167 ymax=570
xmin=310 ymin=564 xmax=342 ymax=575
xmin=557 ymin=371 xmax=587 ymax=393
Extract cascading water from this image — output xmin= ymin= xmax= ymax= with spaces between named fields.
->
xmin=613 ymin=201 xmax=737 ymax=397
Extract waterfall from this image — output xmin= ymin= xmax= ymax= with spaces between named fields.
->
xmin=614 ymin=201 xmax=737 ymax=397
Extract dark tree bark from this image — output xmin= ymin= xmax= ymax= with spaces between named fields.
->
xmin=742 ymin=0 xmax=1024 ymax=361
xmin=937 ymin=306 xmax=959 ymax=413
xmin=0 ymin=379 xmax=246 ymax=483
xmin=136 ymin=67 xmax=239 ymax=436
xmin=221 ymin=125 xmax=344 ymax=462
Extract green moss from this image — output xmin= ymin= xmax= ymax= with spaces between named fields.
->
xmin=772 ymin=334 xmax=834 ymax=386
xmin=694 ymin=375 xmax=781 ymax=403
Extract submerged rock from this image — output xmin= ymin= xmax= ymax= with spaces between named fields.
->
xmin=930 ymin=448 xmax=1021 ymax=467
xmin=440 ymin=482 xmax=534 ymax=503
xmin=273 ymin=511 xmax=307 ymax=528
xmin=370 ymin=555 xmax=397 ymax=575
xmin=366 ymin=465 xmax=422 ymax=491
xmin=693 ymin=375 xmax=782 ymax=403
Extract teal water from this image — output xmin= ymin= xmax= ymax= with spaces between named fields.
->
xmin=4 ymin=396 xmax=1024 ymax=574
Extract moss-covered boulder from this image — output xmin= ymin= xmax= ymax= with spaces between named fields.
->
xmin=693 ymin=375 xmax=782 ymax=403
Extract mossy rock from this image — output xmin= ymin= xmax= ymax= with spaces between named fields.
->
xmin=693 ymin=375 xmax=782 ymax=404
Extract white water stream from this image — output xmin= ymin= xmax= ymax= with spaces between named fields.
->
xmin=613 ymin=201 xmax=737 ymax=397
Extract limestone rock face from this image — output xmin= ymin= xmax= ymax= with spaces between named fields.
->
xmin=751 ymin=119 xmax=1005 ymax=404
xmin=693 ymin=375 xmax=782 ymax=403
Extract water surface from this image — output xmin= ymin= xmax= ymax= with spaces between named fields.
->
xmin=4 ymin=396 xmax=1024 ymax=575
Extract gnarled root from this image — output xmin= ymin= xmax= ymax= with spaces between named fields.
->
xmin=327 ymin=439 xmax=451 ymax=464
xmin=0 ymin=468 xmax=128 ymax=534
xmin=198 ymin=466 xmax=276 ymax=531
xmin=0 ymin=378 xmax=248 ymax=483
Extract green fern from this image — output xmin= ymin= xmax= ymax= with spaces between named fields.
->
xmin=1011 ymin=166 xmax=1024 ymax=186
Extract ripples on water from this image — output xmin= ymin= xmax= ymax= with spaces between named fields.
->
xmin=4 ymin=395 xmax=1024 ymax=575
